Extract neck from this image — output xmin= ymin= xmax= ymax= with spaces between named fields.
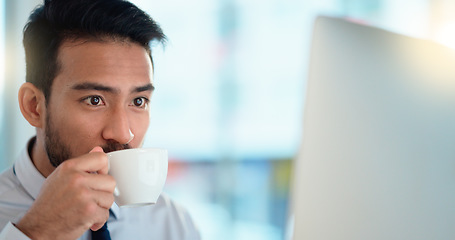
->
xmin=29 ymin=135 xmax=56 ymax=178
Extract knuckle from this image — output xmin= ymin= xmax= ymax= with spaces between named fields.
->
xmin=99 ymin=154 xmax=108 ymax=166
xmin=83 ymin=202 xmax=98 ymax=216
xmin=108 ymin=194 xmax=115 ymax=205
xmin=109 ymin=176 xmax=117 ymax=191
xmin=104 ymin=211 xmax=110 ymax=221
xmin=75 ymin=188 xmax=90 ymax=204
xmin=79 ymin=187 xmax=91 ymax=198
xmin=59 ymin=159 xmax=75 ymax=171
xmin=99 ymin=192 xmax=115 ymax=209
xmin=68 ymin=172 xmax=85 ymax=188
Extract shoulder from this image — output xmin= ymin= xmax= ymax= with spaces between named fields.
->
xmin=118 ymin=193 xmax=201 ymax=240
xmin=0 ymin=167 xmax=32 ymax=229
xmin=136 ymin=192 xmax=196 ymax=224
xmin=157 ymin=193 xmax=189 ymax=213
xmin=0 ymin=167 xmax=22 ymax=200
xmin=155 ymin=193 xmax=201 ymax=239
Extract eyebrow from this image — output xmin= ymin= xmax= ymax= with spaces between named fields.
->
xmin=71 ymin=82 xmax=155 ymax=94
xmin=133 ymin=83 xmax=155 ymax=93
xmin=72 ymin=83 xmax=117 ymax=93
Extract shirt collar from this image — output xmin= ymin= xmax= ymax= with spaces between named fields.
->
xmin=14 ymin=137 xmax=120 ymax=220
xmin=110 ymin=203 xmax=120 ymax=220
xmin=14 ymin=137 xmax=45 ymax=200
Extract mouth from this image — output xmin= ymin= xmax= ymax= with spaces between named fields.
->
xmin=101 ymin=141 xmax=131 ymax=153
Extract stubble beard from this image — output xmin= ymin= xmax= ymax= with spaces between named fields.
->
xmin=44 ymin=112 xmax=131 ymax=168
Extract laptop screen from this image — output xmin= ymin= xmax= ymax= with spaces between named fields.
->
xmin=290 ymin=16 xmax=455 ymax=240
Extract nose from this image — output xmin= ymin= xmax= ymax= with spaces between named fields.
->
xmin=102 ymin=107 xmax=132 ymax=144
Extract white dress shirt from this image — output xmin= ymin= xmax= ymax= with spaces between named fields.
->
xmin=0 ymin=139 xmax=201 ymax=240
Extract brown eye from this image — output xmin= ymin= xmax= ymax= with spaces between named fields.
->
xmin=134 ymin=98 xmax=143 ymax=107
xmin=131 ymin=97 xmax=149 ymax=109
xmin=82 ymin=96 xmax=105 ymax=106
xmin=90 ymin=96 xmax=101 ymax=105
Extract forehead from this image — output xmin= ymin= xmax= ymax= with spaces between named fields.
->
xmin=53 ymin=39 xmax=153 ymax=90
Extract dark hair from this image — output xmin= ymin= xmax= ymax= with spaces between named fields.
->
xmin=23 ymin=0 xmax=166 ymax=102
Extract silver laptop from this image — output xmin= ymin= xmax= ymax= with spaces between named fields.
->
xmin=291 ymin=16 xmax=455 ymax=240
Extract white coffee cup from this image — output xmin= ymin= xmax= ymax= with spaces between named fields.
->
xmin=107 ymin=148 xmax=168 ymax=207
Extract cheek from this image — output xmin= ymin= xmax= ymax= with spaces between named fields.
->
xmin=131 ymin=114 xmax=150 ymax=141
xmin=45 ymin=112 xmax=95 ymax=157
xmin=54 ymin=111 xmax=104 ymax=142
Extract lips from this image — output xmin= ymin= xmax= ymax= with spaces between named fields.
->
xmin=102 ymin=140 xmax=131 ymax=153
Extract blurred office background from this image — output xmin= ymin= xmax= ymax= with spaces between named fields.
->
xmin=1 ymin=0 xmax=455 ymax=239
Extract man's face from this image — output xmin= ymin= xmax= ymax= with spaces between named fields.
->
xmin=44 ymin=39 xmax=154 ymax=166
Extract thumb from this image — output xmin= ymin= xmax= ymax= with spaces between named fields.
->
xmin=89 ymin=146 xmax=104 ymax=153
xmin=87 ymin=146 xmax=108 ymax=174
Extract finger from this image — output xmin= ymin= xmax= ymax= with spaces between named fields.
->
xmin=89 ymin=147 xmax=109 ymax=175
xmin=90 ymin=146 xmax=104 ymax=153
xmin=89 ymin=208 xmax=110 ymax=231
xmin=87 ymin=146 xmax=109 ymax=175
xmin=90 ymin=223 xmax=104 ymax=232
xmin=68 ymin=151 xmax=108 ymax=174
xmin=86 ymin=174 xmax=116 ymax=193
xmin=90 ymin=190 xmax=115 ymax=210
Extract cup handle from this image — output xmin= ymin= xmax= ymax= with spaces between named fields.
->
xmin=114 ymin=187 xmax=120 ymax=197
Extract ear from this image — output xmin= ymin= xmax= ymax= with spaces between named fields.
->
xmin=18 ymin=82 xmax=46 ymax=128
